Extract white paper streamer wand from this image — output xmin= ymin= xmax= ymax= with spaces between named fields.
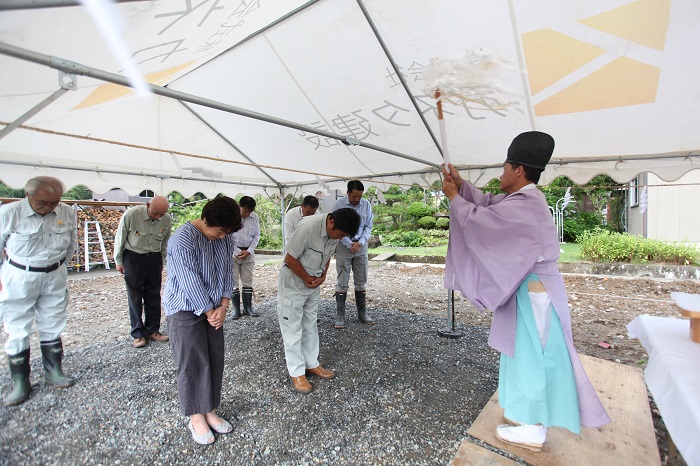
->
xmin=423 ymin=51 xmax=517 ymax=168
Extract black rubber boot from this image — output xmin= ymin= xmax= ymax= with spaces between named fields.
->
xmin=356 ymin=290 xmax=375 ymax=325
xmin=231 ymin=289 xmax=241 ymax=320
xmin=334 ymin=292 xmax=346 ymax=329
xmin=243 ymin=286 xmax=259 ymax=317
xmin=40 ymin=338 xmax=75 ymax=388
xmin=3 ymin=349 xmax=31 ymax=406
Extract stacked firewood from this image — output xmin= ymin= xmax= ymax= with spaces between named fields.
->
xmin=71 ymin=208 xmax=124 ymax=270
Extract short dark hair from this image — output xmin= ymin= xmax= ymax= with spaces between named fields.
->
xmin=239 ymin=195 xmax=256 ymax=211
xmin=509 ymin=163 xmax=542 ymax=184
xmin=347 ymin=180 xmax=364 ymax=193
xmin=302 ymin=195 xmax=319 ymax=209
xmin=201 ymin=196 xmax=242 ymax=233
xmin=329 ymin=208 xmax=360 ymax=238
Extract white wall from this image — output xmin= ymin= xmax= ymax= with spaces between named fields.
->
xmin=645 ymin=171 xmax=700 ymax=244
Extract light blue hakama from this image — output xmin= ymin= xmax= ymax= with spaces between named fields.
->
xmin=498 ymin=274 xmax=581 ymax=434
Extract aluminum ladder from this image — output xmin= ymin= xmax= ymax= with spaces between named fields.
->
xmin=83 ymin=220 xmax=110 ymax=272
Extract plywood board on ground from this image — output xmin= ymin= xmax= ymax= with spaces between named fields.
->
xmin=371 ymin=251 xmax=396 ymax=261
xmin=465 ymin=354 xmax=660 ymax=466
xmin=451 ymin=440 xmax=520 ymax=466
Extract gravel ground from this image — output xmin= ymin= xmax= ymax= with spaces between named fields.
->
xmin=1 ymin=258 xmax=698 ymax=465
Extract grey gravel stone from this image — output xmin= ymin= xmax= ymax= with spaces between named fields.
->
xmin=0 ymin=298 xmax=501 ymax=465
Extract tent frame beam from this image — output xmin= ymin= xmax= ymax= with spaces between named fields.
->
xmin=355 ymin=0 xmax=444 ymax=159
xmin=0 ymin=42 xmax=440 ymax=170
xmin=0 ymin=0 xmax=146 ymax=10
xmin=0 ymin=158 xmax=273 ymax=190
xmin=0 ymin=87 xmax=68 ymax=141
xmin=179 ymin=101 xmax=283 ymax=189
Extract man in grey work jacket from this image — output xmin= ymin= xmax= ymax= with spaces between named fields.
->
xmin=331 ymin=180 xmax=375 ymax=329
xmin=114 ymin=196 xmax=172 ymax=348
xmin=278 ymin=208 xmax=360 ymax=394
xmin=0 ymin=176 xmax=77 ymax=406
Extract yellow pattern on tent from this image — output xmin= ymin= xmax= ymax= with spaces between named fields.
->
xmin=578 ymin=0 xmax=671 ymax=51
xmin=522 ymin=29 xmax=605 ymax=95
xmin=72 ymin=61 xmax=195 ymax=111
xmin=534 ymin=57 xmax=660 ymax=116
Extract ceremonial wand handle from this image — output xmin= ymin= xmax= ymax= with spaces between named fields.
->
xmin=435 ymin=89 xmax=451 ymax=167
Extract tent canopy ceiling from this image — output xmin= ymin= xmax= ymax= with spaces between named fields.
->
xmin=1 ymin=0 xmax=698 ymax=198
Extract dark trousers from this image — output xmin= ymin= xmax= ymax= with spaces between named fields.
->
xmin=168 ymin=311 xmax=225 ymax=416
xmin=123 ymin=249 xmax=163 ymax=339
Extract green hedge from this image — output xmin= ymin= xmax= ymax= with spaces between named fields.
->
xmin=381 ymin=228 xmax=449 ymax=247
xmin=578 ymin=230 xmax=699 ymax=265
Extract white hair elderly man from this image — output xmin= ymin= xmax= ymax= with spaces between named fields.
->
xmin=0 ymin=176 xmax=77 ymax=406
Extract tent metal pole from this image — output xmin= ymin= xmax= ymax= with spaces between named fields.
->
xmin=218 ymin=0 xmax=321 ymax=54
xmin=0 ymin=0 xmax=146 ymax=10
xmin=0 ymin=159 xmax=274 ymax=189
xmin=355 ymin=0 xmax=444 ymax=158
xmin=179 ymin=102 xmax=283 ymax=187
xmin=438 ymin=290 xmax=463 ymax=339
xmin=0 ymin=87 xmax=68 ymax=141
xmin=0 ymin=42 xmax=439 ymax=169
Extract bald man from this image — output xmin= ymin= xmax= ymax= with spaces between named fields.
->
xmin=114 ymin=196 xmax=172 ymax=348
xmin=1 ymin=176 xmax=77 ymax=406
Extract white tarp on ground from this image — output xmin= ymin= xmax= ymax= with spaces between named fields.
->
xmin=0 ymin=0 xmax=698 ymax=198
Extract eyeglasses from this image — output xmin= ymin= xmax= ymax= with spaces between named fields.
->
xmin=30 ymin=195 xmax=60 ymax=208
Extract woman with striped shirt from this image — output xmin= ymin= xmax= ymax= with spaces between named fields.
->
xmin=163 ymin=196 xmax=242 ymax=446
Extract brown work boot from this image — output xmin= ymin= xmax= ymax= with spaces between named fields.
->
xmin=306 ymin=365 xmax=336 ymax=380
xmin=290 ymin=375 xmax=313 ymax=394
xmin=133 ymin=337 xmax=147 ymax=348
xmin=147 ymin=332 xmax=169 ymax=342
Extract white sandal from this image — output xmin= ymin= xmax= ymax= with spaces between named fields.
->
xmin=207 ymin=418 xmax=233 ymax=434
xmin=188 ymin=420 xmax=215 ymax=446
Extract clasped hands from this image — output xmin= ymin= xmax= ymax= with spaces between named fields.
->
xmin=305 ymin=273 xmax=326 ymax=289
xmin=205 ymin=304 xmax=227 ymax=329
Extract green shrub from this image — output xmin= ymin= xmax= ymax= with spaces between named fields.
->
xmin=382 ymin=231 xmax=428 ymax=247
xmin=578 ymin=230 xmax=699 ymax=265
xmin=418 ymin=228 xmax=449 ymax=246
xmin=407 ymin=202 xmax=433 ymax=219
xmin=436 ymin=217 xmax=449 ymax=230
xmin=171 ymin=201 xmax=205 ymax=229
xmin=417 ymin=216 xmax=436 ymax=229
xmin=565 ymin=211 xmax=604 ymax=243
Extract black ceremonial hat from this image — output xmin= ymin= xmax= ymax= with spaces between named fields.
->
xmin=504 ymin=131 xmax=555 ymax=170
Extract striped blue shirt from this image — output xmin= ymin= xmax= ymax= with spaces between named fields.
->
xmin=163 ymin=222 xmax=235 ymax=316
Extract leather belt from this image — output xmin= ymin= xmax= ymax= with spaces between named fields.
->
xmin=237 ymin=245 xmax=250 ymax=249
xmin=126 ymin=250 xmax=158 ymax=256
xmin=8 ymin=257 xmax=66 ymax=273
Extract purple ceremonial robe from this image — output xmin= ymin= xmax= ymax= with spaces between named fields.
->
xmin=444 ymin=182 xmax=610 ymax=428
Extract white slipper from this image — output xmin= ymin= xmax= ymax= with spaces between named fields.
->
xmin=495 ymin=424 xmax=547 ymax=452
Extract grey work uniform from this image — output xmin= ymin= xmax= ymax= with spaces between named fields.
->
xmin=0 ymin=199 xmax=77 ymax=355
xmin=277 ymin=213 xmax=338 ymax=377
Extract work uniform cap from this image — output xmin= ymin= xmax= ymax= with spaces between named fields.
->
xmin=504 ymin=131 xmax=555 ymax=170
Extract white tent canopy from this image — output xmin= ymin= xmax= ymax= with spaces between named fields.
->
xmin=1 ymin=0 xmax=699 ymax=198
